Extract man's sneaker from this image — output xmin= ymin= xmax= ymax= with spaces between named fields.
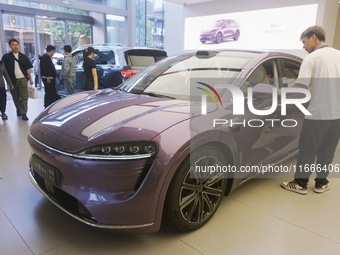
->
xmin=313 ymin=184 xmax=330 ymax=194
xmin=17 ymin=110 xmax=22 ymax=117
xmin=22 ymin=114 xmax=29 ymax=121
xmin=1 ymin=113 xmax=8 ymax=120
xmin=281 ymin=181 xmax=307 ymax=195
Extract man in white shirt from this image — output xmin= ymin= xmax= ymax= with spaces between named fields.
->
xmin=281 ymin=26 xmax=340 ymax=194
xmin=1 ymin=39 xmax=33 ymax=120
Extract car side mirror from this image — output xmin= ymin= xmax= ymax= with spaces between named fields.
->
xmin=252 ymin=83 xmax=275 ymax=99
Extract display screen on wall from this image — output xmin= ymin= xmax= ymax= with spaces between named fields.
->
xmin=184 ymin=4 xmax=318 ymax=50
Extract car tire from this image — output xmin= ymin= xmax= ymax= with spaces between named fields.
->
xmin=164 ymin=147 xmax=227 ymax=232
xmin=215 ymin=32 xmax=223 ymax=44
xmin=233 ymin=30 xmax=240 ymax=41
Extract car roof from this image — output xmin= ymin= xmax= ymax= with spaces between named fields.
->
xmin=194 ymin=49 xmax=301 ymax=61
xmin=217 ymin=19 xmax=237 ymax=22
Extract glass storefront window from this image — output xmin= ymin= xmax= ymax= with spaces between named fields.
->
xmin=37 ymin=19 xmax=65 ymax=54
xmin=1 ymin=0 xmax=89 ymax=15
xmin=37 ymin=19 xmax=92 ymax=53
xmin=106 ymin=14 xmax=126 ymax=45
xmin=78 ymin=0 xmax=126 ymax=9
xmin=2 ymin=13 xmax=35 ymax=60
xmin=135 ymin=0 xmax=164 ymax=49
xmin=67 ymin=22 xmax=91 ymax=49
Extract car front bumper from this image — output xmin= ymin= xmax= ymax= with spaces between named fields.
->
xmin=200 ymin=33 xmax=215 ymax=41
xmin=28 ymin=134 xmax=167 ymax=232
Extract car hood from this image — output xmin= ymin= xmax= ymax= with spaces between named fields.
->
xmin=29 ymin=90 xmax=192 ymax=153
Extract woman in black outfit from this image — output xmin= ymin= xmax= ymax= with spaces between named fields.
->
xmin=83 ymin=47 xmax=98 ymax=91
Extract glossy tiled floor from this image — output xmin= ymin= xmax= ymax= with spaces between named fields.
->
xmin=1 ymin=91 xmax=340 ymax=255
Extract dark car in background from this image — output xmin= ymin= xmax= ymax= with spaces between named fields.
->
xmin=56 ymin=43 xmax=167 ymax=93
xmin=28 ymin=50 xmax=303 ymax=233
xmin=200 ymin=19 xmax=240 ymax=44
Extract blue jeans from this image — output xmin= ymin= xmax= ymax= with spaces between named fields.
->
xmin=63 ymin=79 xmax=74 ymax=95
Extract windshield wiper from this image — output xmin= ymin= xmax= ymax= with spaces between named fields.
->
xmin=141 ymin=91 xmax=176 ymax=99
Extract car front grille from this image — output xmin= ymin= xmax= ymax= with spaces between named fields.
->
xmin=33 ymin=170 xmax=97 ymax=224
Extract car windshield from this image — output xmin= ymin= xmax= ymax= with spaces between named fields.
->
xmin=75 ymin=49 xmax=116 ymax=66
xmin=120 ymin=51 xmax=256 ymax=100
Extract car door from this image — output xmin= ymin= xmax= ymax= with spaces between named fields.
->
xmin=223 ymin=20 xmax=232 ymax=39
xmin=237 ymin=57 xmax=304 ymax=174
xmin=223 ymin=59 xmax=279 ymax=179
xmin=270 ymin=57 xmax=305 ymax=158
xmin=233 ymin=58 xmax=296 ymax=178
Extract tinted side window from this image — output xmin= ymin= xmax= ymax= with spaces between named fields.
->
xmin=241 ymin=60 xmax=277 ymax=95
xmin=282 ymin=59 xmax=300 ymax=87
xmin=93 ymin=50 xmax=115 ymax=65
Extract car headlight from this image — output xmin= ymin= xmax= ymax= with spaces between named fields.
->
xmin=76 ymin=141 xmax=157 ymax=160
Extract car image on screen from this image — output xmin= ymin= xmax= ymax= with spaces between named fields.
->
xmin=200 ymin=19 xmax=240 ymax=44
xmin=28 ymin=49 xmax=304 ymax=233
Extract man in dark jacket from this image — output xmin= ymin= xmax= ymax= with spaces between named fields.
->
xmin=40 ymin=45 xmax=60 ymax=108
xmin=1 ymin=38 xmax=33 ymax=121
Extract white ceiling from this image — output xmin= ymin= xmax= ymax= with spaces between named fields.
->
xmin=166 ymin=0 xmax=217 ymax=6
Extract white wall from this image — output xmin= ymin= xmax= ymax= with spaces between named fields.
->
xmin=164 ymin=0 xmax=339 ymax=56
xmin=164 ymin=1 xmax=185 ymax=56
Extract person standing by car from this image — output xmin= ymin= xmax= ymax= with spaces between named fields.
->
xmin=1 ymin=38 xmax=33 ymax=121
xmin=281 ymin=26 xmax=340 ymax=194
xmin=40 ymin=45 xmax=60 ymax=108
xmin=60 ymin=45 xmax=76 ymax=95
xmin=83 ymin=46 xmax=98 ymax=91
xmin=0 ymin=60 xmax=14 ymax=120
xmin=32 ymin=56 xmax=40 ymax=88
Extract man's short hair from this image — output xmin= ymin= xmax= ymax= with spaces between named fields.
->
xmin=46 ymin=45 xmax=56 ymax=52
xmin=63 ymin=45 xmax=72 ymax=53
xmin=300 ymin=26 xmax=326 ymax=42
xmin=8 ymin=38 xmax=19 ymax=46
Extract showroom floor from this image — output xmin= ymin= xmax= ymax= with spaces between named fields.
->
xmin=1 ymin=91 xmax=340 ymax=255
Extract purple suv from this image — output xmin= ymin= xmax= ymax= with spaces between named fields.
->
xmin=28 ymin=50 xmax=304 ymax=233
xmin=200 ymin=19 xmax=240 ymax=44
